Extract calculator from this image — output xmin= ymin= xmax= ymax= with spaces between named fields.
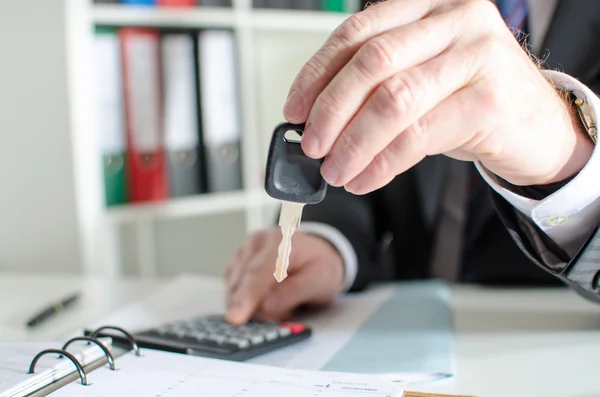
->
xmin=94 ymin=315 xmax=312 ymax=362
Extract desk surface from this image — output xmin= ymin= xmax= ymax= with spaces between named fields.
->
xmin=1 ymin=272 xmax=599 ymax=397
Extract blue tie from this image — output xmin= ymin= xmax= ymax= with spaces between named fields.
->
xmin=496 ymin=0 xmax=529 ymax=32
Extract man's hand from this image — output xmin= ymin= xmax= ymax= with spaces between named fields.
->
xmin=224 ymin=228 xmax=345 ymax=324
xmin=283 ymin=0 xmax=593 ymax=194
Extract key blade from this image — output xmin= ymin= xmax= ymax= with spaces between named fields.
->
xmin=273 ymin=227 xmax=292 ymax=282
xmin=273 ymin=201 xmax=305 ymax=282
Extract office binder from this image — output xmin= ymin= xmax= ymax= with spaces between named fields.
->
xmin=0 ymin=325 xmax=402 ymax=397
xmin=161 ymin=30 xmax=206 ymax=197
xmin=121 ymin=0 xmax=157 ymax=5
xmin=200 ymin=0 xmax=233 ymax=6
xmin=0 ymin=326 xmax=137 ymax=397
xmin=119 ymin=27 xmax=170 ymax=202
xmin=157 ymin=0 xmax=195 ymax=5
xmin=197 ymin=29 xmax=243 ymax=193
xmin=93 ymin=26 xmax=127 ymax=206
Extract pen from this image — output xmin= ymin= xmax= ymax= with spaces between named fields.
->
xmin=26 ymin=291 xmax=81 ymax=328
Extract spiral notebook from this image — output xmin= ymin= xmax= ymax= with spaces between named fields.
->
xmin=0 ymin=325 xmax=403 ymax=397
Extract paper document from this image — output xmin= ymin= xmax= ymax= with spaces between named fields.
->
xmin=84 ymin=275 xmax=454 ymax=383
xmin=50 ymin=349 xmax=403 ymax=397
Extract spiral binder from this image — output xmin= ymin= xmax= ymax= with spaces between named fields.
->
xmin=3 ymin=325 xmax=142 ymax=397
xmin=3 ymin=323 xmax=403 ymax=397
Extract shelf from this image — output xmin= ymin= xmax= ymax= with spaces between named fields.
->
xmin=92 ymin=4 xmax=349 ymax=32
xmin=249 ymin=9 xmax=349 ymax=32
xmin=93 ymin=4 xmax=236 ymax=28
xmin=103 ymin=190 xmax=277 ymax=223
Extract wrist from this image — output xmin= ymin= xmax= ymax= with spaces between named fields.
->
xmin=312 ymin=234 xmax=346 ymax=292
xmin=536 ymin=82 xmax=595 ymax=185
xmin=298 ymin=222 xmax=358 ymax=292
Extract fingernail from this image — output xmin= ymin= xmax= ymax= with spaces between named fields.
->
xmin=321 ymin=159 xmax=340 ymax=185
xmin=283 ymin=89 xmax=304 ymax=122
xmin=345 ymin=179 xmax=361 ymax=193
xmin=226 ymin=300 xmax=246 ymax=324
xmin=301 ymin=123 xmax=320 ymax=157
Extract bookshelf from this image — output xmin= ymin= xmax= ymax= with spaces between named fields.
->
xmin=63 ymin=0 xmax=353 ymax=277
xmin=93 ymin=4 xmax=348 ymax=31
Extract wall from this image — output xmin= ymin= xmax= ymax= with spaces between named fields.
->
xmin=0 ymin=0 xmax=82 ymax=273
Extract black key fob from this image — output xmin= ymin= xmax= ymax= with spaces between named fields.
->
xmin=264 ymin=122 xmax=327 ymax=204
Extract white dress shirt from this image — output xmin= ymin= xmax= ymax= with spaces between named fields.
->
xmin=300 ymin=0 xmax=600 ymax=291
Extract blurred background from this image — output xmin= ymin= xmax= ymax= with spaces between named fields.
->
xmin=0 ymin=0 xmax=364 ymax=279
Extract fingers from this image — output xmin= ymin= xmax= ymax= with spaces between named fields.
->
xmin=224 ymin=230 xmax=267 ymax=292
xmin=226 ymin=232 xmax=280 ymax=325
xmin=302 ymin=8 xmax=461 ymax=159
xmin=345 ymin=83 xmax=486 ymax=194
xmin=321 ymin=36 xmax=482 ymax=188
xmin=282 ymin=0 xmax=439 ymax=126
xmin=256 ymin=256 xmax=340 ymax=321
xmin=225 ymin=230 xmax=344 ymax=324
xmin=255 ymin=270 xmax=321 ymax=321
xmin=225 ymin=245 xmax=249 ymax=292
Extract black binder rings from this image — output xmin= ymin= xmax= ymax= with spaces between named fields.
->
xmin=26 ymin=324 xmax=141 ymax=388
xmin=28 ymin=348 xmax=89 ymax=386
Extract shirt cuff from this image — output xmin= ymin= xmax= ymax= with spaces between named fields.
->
xmin=475 ymin=70 xmax=600 ymax=259
xmin=298 ymin=222 xmax=358 ymax=292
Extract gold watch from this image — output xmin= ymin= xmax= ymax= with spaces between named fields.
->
xmin=570 ymin=89 xmax=597 ymax=144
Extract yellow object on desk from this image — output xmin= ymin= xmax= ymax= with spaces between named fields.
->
xmin=404 ymin=391 xmax=476 ymax=397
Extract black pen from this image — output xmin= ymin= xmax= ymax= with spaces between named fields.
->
xmin=26 ymin=291 xmax=81 ymax=328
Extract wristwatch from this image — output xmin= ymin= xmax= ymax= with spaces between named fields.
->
xmin=570 ymin=89 xmax=597 ymax=144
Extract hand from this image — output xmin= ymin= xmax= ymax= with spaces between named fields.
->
xmin=282 ymin=0 xmax=593 ymax=194
xmin=224 ymin=228 xmax=345 ymax=324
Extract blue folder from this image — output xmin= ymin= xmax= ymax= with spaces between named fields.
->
xmin=319 ymin=280 xmax=454 ymax=376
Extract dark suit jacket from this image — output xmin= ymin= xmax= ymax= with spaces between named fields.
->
xmin=302 ymin=0 xmax=600 ymax=300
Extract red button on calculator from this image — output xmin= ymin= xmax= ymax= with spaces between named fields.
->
xmin=281 ymin=322 xmax=305 ymax=334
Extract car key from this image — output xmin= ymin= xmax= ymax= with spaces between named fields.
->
xmin=264 ymin=122 xmax=328 ymax=282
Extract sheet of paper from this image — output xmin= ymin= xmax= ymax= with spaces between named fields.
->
xmin=50 ymin=348 xmax=403 ymax=397
xmin=81 ymin=275 xmax=454 ymax=383
xmin=0 ymin=339 xmax=111 ymax=397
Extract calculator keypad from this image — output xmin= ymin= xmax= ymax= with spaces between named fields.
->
xmin=134 ymin=314 xmax=310 ymax=361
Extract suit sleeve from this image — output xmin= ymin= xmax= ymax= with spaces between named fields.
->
xmin=483 ymin=70 xmax=600 ymax=303
xmin=491 ymin=192 xmax=600 ymax=303
xmin=300 ymin=186 xmax=386 ymax=292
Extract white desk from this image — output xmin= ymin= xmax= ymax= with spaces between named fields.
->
xmin=0 ymin=273 xmax=163 ymax=342
xmin=1 ymin=272 xmax=599 ymax=397
xmin=416 ymin=286 xmax=600 ymax=397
